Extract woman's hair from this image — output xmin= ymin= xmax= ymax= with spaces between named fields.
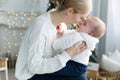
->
xmin=55 ymin=0 xmax=92 ymax=14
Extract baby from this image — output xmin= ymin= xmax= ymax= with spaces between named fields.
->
xmin=51 ymin=17 xmax=106 ymax=76
xmin=53 ymin=17 xmax=106 ymax=64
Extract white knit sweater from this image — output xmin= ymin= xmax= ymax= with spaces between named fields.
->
xmin=15 ymin=11 xmax=71 ymax=80
xmin=53 ymin=31 xmax=99 ymax=65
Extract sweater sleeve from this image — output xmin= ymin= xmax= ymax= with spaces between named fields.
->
xmin=27 ymin=19 xmax=71 ymax=74
xmin=53 ymin=31 xmax=84 ymax=51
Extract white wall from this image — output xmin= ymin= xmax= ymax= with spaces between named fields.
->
xmin=0 ymin=0 xmax=49 ymax=12
xmin=105 ymin=1 xmax=116 ymax=54
xmin=106 ymin=0 xmax=120 ymax=53
xmin=112 ymin=0 xmax=120 ymax=51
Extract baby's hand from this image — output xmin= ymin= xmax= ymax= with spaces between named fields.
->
xmin=56 ymin=24 xmax=64 ymax=35
xmin=76 ymin=24 xmax=81 ymax=32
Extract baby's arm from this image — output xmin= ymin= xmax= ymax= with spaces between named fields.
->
xmin=53 ymin=31 xmax=84 ymax=51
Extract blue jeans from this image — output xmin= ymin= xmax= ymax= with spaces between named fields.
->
xmin=28 ymin=60 xmax=88 ymax=80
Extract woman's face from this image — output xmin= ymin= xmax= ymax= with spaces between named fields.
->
xmin=65 ymin=8 xmax=89 ymax=26
xmin=67 ymin=13 xmax=88 ymax=26
xmin=76 ymin=18 xmax=95 ymax=34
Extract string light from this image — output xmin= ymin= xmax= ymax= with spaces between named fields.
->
xmin=1 ymin=10 xmax=38 ymax=56
xmin=0 ymin=0 xmax=50 ymax=68
xmin=0 ymin=10 xmax=39 ymax=69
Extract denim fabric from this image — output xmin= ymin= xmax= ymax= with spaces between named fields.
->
xmin=28 ymin=60 xmax=88 ymax=80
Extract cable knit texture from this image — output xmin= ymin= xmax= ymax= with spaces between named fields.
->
xmin=15 ymin=11 xmax=71 ymax=80
xmin=53 ymin=30 xmax=99 ymax=65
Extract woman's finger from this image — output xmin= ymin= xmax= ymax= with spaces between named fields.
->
xmin=79 ymin=41 xmax=87 ymax=52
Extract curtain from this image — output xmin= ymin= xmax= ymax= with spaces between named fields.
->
xmin=106 ymin=0 xmax=120 ymax=53
xmin=111 ymin=0 xmax=120 ymax=50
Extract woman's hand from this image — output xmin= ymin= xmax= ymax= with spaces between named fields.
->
xmin=65 ymin=41 xmax=87 ymax=57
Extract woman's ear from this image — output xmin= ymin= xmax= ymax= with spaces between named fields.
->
xmin=66 ymin=8 xmax=74 ymax=16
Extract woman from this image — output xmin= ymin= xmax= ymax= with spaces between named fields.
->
xmin=15 ymin=0 xmax=92 ymax=80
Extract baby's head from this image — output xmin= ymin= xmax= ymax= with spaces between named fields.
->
xmin=76 ymin=17 xmax=106 ymax=38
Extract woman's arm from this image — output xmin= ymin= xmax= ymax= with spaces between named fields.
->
xmin=27 ymin=20 xmax=71 ymax=74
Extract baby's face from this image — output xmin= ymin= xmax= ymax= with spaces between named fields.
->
xmin=76 ymin=18 xmax=95 ymax=34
